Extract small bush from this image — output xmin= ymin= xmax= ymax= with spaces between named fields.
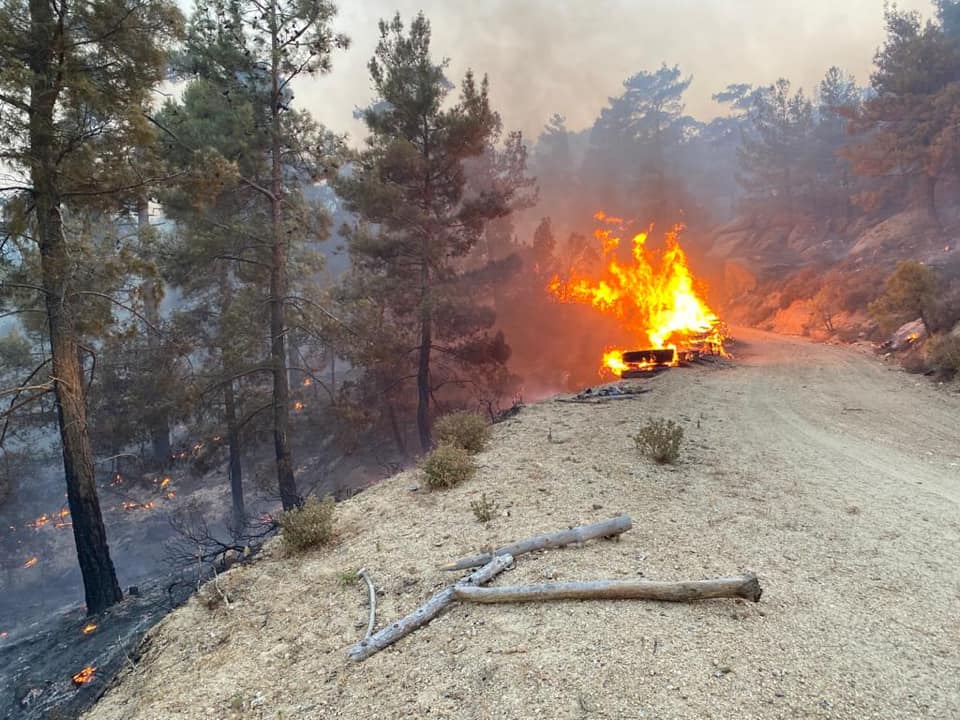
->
xmin=927 ymin=333 xmax=960 ymax=374
xmin=633 ymin=418 xmax=684 ymax=464
xmin=469 ymin=493 xmax=498 ymax=523
xmin=279 ymin=495 xmax=335 ymax=552
xmin=421 ymin=443 xmax=475 ymax=490
xmin=434 ymin=411 xmax=491 ymax=455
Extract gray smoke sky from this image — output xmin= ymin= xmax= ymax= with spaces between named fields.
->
xmin=294 ymin=0 xmax=931 ymax=142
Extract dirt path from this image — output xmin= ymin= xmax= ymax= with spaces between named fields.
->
xmin=85 ymin=331 xmax=960 ymax=720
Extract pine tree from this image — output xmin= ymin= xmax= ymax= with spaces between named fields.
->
xmin=176 ymin=0 xmax=348 ymax=510
xmin=335 ymin=13 xmax=532 ymax=450
xmin=0 ymin=0 xmax=183 ymax=613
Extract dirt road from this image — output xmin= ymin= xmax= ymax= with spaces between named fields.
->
xmin=86 ymin=330 xmax=960 ymax=720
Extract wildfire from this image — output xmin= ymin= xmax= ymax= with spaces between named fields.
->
xmin=121 ymin=501 xmax=156 ymax=511
xmin=548 ymin=214 xmax=724 ymax=376
xmin=302 ymin=377 xmax=312 ymax=387
xmin=72 ymin=665 xmax=96 ymax=686
xmin=81 ymin=622 xmax=98 ymax=635
xmin=23 ymin=556 xmax=38 ymax=569
xmin=293 ymin=401 xmax=305 ymax=411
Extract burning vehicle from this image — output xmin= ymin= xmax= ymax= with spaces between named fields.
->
xmin=549 ymin=212 xmax=727 ymax=377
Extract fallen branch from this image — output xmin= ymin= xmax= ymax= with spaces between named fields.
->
xmin=440 ymin=514 xmax=632 ymax=572
xmin=347 ymin=554 xmax=514 ymax=662
xmin=453 ymin=573 xmax=762 ymax=604
xmin=357 ymin=567 xmax=377 ymax=640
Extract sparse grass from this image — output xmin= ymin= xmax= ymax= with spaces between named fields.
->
xmin=469 ymin=493 xmax=499 ymax=523
xmin=421 ymin=443 xmax=476 ymax=490
xmin=434 ymin=411 xmax=491 ymax=455
xmin=278 ymin=495 xmax=335 ymax=552
xmin=633 ymin=418 xmax=684 ymax=464
xmin=336 ymin=567 xmax=359 ymax=587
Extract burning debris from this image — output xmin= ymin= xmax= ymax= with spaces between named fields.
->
xmin=71 ymin=665 xmax=95 ymax=686
xmin=80 ymin=623 xmax=97 ymax=635
xmin=22 ymin=557 xmax=38 ymax=569
xmin=549 ymin=213 xmax=727 ymax=377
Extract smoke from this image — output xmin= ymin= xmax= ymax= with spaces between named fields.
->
xmin=298 ymin=0 xmax=931 ymax=141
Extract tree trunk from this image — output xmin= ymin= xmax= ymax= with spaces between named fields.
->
xmin=223 ymin=379 xmax=244 ymax=534
xmin=269 ymin=0 xmax=299 ymax=510
xmin=416 ymin=257 xmax=432 ymax=452
xmin=924 ymin=173 xmax=941 ymax=229
xmin=138 ymin=197 xmax=170 ymax=468
xmin=30 ymin=0 xmax=123 ymax=616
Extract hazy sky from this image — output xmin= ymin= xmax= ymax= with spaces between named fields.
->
xmin=292 ymin=0 xmax=933 ymax=143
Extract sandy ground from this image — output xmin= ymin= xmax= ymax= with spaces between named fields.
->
xmin=84 ymin=329 xmax=960 ymax=720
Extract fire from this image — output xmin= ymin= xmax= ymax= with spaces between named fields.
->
xmin=121 ymin=501 xmax=156 ymax=511
xmin=160 ymin=477 xmax=171 ymax=489
xmin=548 ymin=215 xmax=724 ymax=376
xmin=293 ymin=401 xmax=305 ymax=411
xmin=72 ymin=665 xmax=96 ymax=686
xmin=302 ymin=377 xmax=312 ymax=387
xmin=30 ymin=513 xmax=51 ymax=528
xmin=81 ymin=622 xmax=97 ymax=635
xmin=23 ymin=556 xmax=38 ymax=568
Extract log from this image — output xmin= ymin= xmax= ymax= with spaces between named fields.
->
xmin=440 ymin=514 xmax=632 ymax=571
xmin=453 ymin=573 xmax=762 ymax=604
xmin=347 ymin=553 xmax=514 ymax=662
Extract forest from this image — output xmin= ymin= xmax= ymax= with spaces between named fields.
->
xmin=2 ymin=0 xmax=960 ymax=629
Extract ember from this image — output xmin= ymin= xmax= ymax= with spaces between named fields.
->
xmin=293 ymin=400 xmax=305 ymax=411
xmin=81 ymin=622 xmax=97 ymax=635
xmin=22 ymin=556 xmax=38 ymax=569
xmin=549 ymin=213 xmax=725 ymax=376
xmin=71 ymin=665 xmax=96 ymax=686
xmin=120 ymin=501 xmax=156 ymax=511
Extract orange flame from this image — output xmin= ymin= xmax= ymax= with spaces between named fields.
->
xmin=72 ymin=665 xmax=96 ymax=685
xmin=23 ymin=557 xmax=38 ymax=569
xmin=293 ymin=401 xmax=305 ymax=411
xmin=81 ymin=622 xmax=97 ymax=635
xmin=548 ymin=215 xmax=724 ymax=376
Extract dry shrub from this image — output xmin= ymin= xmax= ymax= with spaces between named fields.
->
xmin=421 ymin=443 xmax=475 ymax=490
xmin=633 ymin=418 xmax=683 ymax=464
xmin=279 ymin=495 xmax=335 ymax=552
xmin=469 ymin=493 xmax=498 ymax=523
xmin=434 ymin=411 xmax=491 ymax=455
xmin=926 ymin=333 xmax=960 ymax=374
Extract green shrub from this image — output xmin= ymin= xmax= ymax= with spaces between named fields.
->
xmin=434 ymin=411 xmax=491 ymax=455
xmin=633 ymin=418 xmax=684 ymax=464
xmin=421 ymin=443 xmax=475 ymax=490
xmin=279 ymin=495 xmax=335 ymax=552
xmin=469 ymin=493 xmax=498 ymax=523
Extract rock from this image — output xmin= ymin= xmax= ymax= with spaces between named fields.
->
xmin=890 ymin=319 xmax=926 ymax=351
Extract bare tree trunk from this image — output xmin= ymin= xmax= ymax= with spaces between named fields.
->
xmin=924 ymin=173 xmax=941 ymax=229
xmin=269 ymin=0 xmax=299 ymax=510
xmin=223 ymin=379 xmax=244 ymax=533
xmin=416 ymin=256 xmax=432 ymax=452
xmin=30 ymin=0 xmax=123 ymax=616
xmin=138 ymin=196 xmax=170 ymax=468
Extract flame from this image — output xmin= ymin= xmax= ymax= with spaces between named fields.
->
xmin=23 ymin=557 xmax=38 ymax=568
xmin=72 ymin=665 xmax=96 ymax=686
xmin=81 ymin=622 xmax=97 ymax=635
xmin=302 ymin=377 xmax=312 ymax=387
xmin=30 ymin=514 xmax=51 ymax=528
xmin=548 ymin=215 xmax=724 ymax=376
xmin=121 ymin=501 xmax=156 ymax=511
xmin=166 ymin=491 xmax=176 ymax=500
xmin=293 ymin=401 xmax=305 ymax=411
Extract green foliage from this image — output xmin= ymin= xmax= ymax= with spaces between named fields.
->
xmin=633 ymin=418 xmax=684 ymax=464
xmin=420 ymin=444 xmax=476 ymax=490
xmin=869 ymin=261 xmax=939 ymax=334
xmin=335 ymin=12 xmax=533 ymax=450
xmin=336 ymin=567 xmax=360 ymax=587
xmin=279 ymin=496 xmax=336 ymax=552
xmin=434 ymin=412 xmax=491 ymax=455
xmin=469 ymin=493 xmax=498 ymax=523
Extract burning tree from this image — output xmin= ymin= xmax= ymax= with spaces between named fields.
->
xmin=0 ymin=0 xmax=183 ymax=614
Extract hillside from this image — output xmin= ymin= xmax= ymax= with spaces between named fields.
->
xmin=84 ymin=330 xmax=960 ymax=720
